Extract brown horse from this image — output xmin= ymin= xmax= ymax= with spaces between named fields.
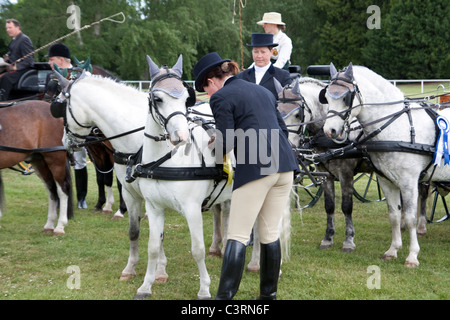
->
xmin=0 ymin=100 xmax=73 ymax=235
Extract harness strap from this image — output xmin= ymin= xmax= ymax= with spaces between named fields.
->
xmin=0 ymin=145 xmax=66 ymax=153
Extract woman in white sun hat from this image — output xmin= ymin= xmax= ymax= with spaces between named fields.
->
xmin=257 ymin=12 xmax=292 ymax=70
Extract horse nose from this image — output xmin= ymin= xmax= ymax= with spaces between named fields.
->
xmin=325 ymin=128 xmax=338 ymax=139
xmin=170 ymin=129 xmax=190 ymax=146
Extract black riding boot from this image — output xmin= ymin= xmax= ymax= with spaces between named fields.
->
xmin=215 ymin=240 xmax=246 ymax=300
xmin=75 ymin=167 xmax=88 ymax=209
xmin=256 ymin=239 xmax=281 ymax=300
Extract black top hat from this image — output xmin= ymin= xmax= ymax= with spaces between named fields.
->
xmin=193 ymin=52 xmax=231 ymax=92
xmin=47 ymin=42 xmax=71 ymax=59
xmin=246 ymin=33 xmax=278 ymax=47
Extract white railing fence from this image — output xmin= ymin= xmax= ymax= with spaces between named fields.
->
xmin=122 ymin=79 xmax=450 ymax=95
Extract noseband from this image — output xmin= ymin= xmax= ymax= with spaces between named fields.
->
xmin=148 ymin=66 xmax=193 ymax=140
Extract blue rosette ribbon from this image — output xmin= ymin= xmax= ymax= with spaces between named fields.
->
xmin=434 ymin=115 xmax=450 ymax=166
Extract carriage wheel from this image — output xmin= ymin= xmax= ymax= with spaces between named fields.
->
xmin=294 ymin=162 xmax=325 ymax=209
xmin=427 ymin=186 xmax=450 ymax=223
xmin=295 ymin=180 xmax=323 ymax=209
xmin=353 ymin=172 xmax=385 ymax=202
xmin=17 ymin=162 xmax=35 ymax=175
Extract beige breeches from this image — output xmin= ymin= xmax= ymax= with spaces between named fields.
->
xmin=227 ymin=171 xmax=293 ymax=245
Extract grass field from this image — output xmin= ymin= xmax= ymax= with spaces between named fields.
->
xmin=0 ymin=83 xmax=449 ymax=301
xmin=0 ymin=162 xmax=448 ymax=301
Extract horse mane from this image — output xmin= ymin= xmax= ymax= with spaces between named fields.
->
xmin=92 ymin=65 xmax=119 ymax=81
xmin=81 ymin=75 xmax=146 ymax=97
xmin=353 ymin=66 xmax=404 ymax=101
xmin=297 ymin=76 xmax=327 ymax=88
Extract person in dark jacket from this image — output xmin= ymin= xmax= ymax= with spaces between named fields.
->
xmin=194 ymin=52 xmax=298 ymax=300
xmin=236 ymin=33 xmax=291 ymax=99
xmin=46 ymin=42 xmax=89 ymax=210
xmin=0 ymin=19 xmax=34 ymax=101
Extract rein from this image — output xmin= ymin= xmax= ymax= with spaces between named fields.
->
xmin=312 ymin=101 xmax=440 ymax=164
xmin=0 ymin=145 xmax=66 ymax=153
xmin=285 ymin=99 xmax=441 ymax=129
xmin=69 ymin=126 xmax=145 ymax=149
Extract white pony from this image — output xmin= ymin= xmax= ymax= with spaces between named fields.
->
xmin=54 ymin=56 xmax=233 ymax=299
xmin=125 ymin=55 xmax=236 ymax=299
xmin=322 ymin=62 xmax=450 ymax=267
xmin=276 ymin=77 xmax=363 ymax=252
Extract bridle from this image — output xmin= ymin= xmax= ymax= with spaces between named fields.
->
xmin=49 ymin=75 xmax=96 ymax=149
xmin=319 ymin=70 xmax=363 ymax=136
xmin=278 ymin=84 xmax=312 ymax=136
xmin=146 ymin=66 xmax=195 ymax=142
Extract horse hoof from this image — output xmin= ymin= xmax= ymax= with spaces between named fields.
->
xmin=342 ymin=247 xmax=355 ymax=253
xmin=119 ymin=273 xmax=134 ymax=281
xmin=382 ymin=254 xmax=396 ymax=261
xmin=53 ymin=231 xmax=65 ymax=236
xmin=102 ymin=209 xmax=112 ymax=215
xmin=197 ymin=295 xmax=211 ymax=300
xmin=155 ymin=275 xmax=168 ymax=283
xmin=405 ymin=260 xmax=419 ymax=268
xmin=319 ymin=244 xmax=333 ymax=250
xmin=208 ymin=250 xmax=222 ymax=258
xmin=247 ymin=262 xmax=260 ymax=273
xmin=417 ymin=229 xmax=427 ymax=237
xmin=43 ymin=228 xmax=54 ymax=235
xmin=134 ymin=292 xmax=151 ymax=300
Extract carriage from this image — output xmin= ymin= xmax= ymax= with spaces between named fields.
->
xmin=2 ymin=62 xmax=53 ymax=102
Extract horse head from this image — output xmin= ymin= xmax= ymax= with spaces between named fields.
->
xmin=276 ymin=78 xmax=310 ymax=148
xmin=51 ymin=70 xmax=95 ymax=149
xmin=277 ymin=77 xmax=331 ymax=148
xmin=146 ymin=55 xmax=194 ymax=146
xmin=322 ymin=62 xmax=362 ymax=140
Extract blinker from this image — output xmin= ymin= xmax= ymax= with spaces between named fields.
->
xmin=50 ymin=99 xmax=67 ymax=119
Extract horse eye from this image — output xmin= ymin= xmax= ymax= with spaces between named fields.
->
xmin=153 ymin=96 xmax=163 ymax=103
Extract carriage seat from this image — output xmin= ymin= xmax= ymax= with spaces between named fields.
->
xmin=307 ymin=65 xmax=331 ymax=77
xmin=289 ymin=65 xmax=302 ymax=80
xmin=13 ymin=62 xmax=53 ymax=93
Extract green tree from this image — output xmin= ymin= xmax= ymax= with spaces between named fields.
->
xmin=364 ymin=0 xmax=450 ymax=78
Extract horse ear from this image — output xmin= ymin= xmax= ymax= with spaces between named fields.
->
xmin=172 ymin=54 xmax=183 ymax=77
xmin=53 ymin=69 xmax=70 ymax=88
xmin=274 ymin=78 xmax=283 ymax=95
xmin=84 ymin=57 xmax=93 ymax=73
xmin=292 ymin=78 xmax=301 ymax=96
xmin=146 ymin=55 xmax=161 ymax=79
xmin=73 ymin=57 xmax=80 ymax=66
xmin=344 ymin=62 xmax=353 ymax=80
xmin=330 ymin=62 xmax=338 ymax=78
xmin=78 ymin=69 xmax=88 ymax=80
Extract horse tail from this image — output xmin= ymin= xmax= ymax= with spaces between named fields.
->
xmin=280 ymin=187 xmax=302 ymax=262
xmin=65 ymin=159 xmax=74 ymax=220
xmin=0 ymin=171 xmax=5 ymax=219
xmin=280 ymin=191 xmax=292 ymax=262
